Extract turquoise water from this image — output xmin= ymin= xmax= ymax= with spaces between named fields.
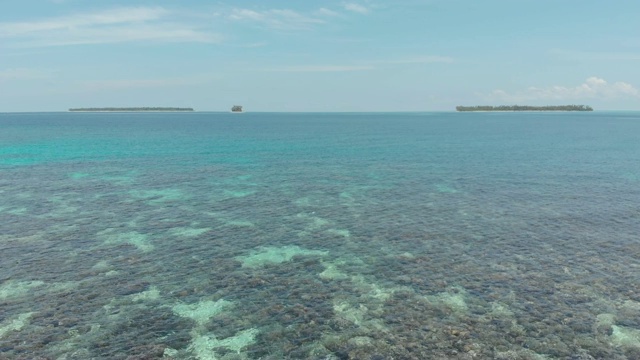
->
xmin=1 ymin=111 xmax=640 ymax=359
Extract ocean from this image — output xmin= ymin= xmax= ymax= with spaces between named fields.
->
xmin=1 ymin=111 xmax=639 ymax=359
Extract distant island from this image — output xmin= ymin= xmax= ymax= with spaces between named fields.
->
xmin=69 ymin=107 xmax=194 ymax=112
xmin=456 ymin=105 xmax=593 ymax=112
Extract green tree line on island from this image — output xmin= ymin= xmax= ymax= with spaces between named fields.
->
xmin=456 ymin=105 xmax=593 ymax=112
xmin=69 ymin=107 xmax=194 ymax=112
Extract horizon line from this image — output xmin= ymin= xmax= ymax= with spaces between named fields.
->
xmin=2 ymin=109 xmax=640 ymax=114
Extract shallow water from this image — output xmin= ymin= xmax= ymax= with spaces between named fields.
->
xmin=1 ymin=111 xmax=640 ymax=359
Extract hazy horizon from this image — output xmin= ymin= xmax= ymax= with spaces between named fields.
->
xmin=2 ymin=1 xmax=640 ymax=112
xmin=3 ymin=108 xmax=640 ymax=114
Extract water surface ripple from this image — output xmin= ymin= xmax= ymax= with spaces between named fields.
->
xmin=1 ymin=112 xmax=640 ymax=359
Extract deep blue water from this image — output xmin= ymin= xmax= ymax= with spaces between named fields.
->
xmin=1 ymin=111 xmax=640 ymax=359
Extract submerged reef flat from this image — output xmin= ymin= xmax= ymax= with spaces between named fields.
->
xmin=3 ymin=112 xmax=640 ymax=359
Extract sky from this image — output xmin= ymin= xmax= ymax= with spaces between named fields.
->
xmin=1 ymin=0 xmax=639 ymax=112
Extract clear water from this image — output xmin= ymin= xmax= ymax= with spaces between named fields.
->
xmin=1 ymin=111 xmax=640 ymax=359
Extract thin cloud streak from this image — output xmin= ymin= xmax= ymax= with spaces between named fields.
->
xmin=343 ymin=3 xmax=370 ymax=14
xmin=82 ymin=75 xmax=216 ymax=91
xmin=264 ymin=65 xmax=375 ymax=72
xmin=261 ymin=55 xmax=453 ymax=73
xmin=377 ymin=55 xmax=454 ymax=64
xmin=0 ymin=7 xmax=168 ymax=36
xmin=551 ymin=49 xmax=640 ymax=62
xmin=0 ymin=67 xmax=54 ymax=81
xmin=485 ymin=77 xmax=640 ymax=103
xmin=0 ymin=7 xmax=221 ymax=47
xmin=316 ymin=8 xmax=342 ymax=17
xmin=21 ymin=25 xmax=222 ymax=47
xmin=229 ymin=8 xmax=324 ymax=30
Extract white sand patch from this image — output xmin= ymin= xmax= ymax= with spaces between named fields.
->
xmin=348 ymin=336 xmax=373 ymax=347
xmin=170 ymin=227 xmax=211 ymax=237
xmin=49 ymin=281 xmax=79 ymax=292
xmin=326 ymin=229 xmax=350 ymax=238
xmin=99 ymin=170 xmax=138 ymax=185
xmin=92 ymin=260 xmax=110 ymax=271
xmin=163 ymin=347 xmax=179 ymax=357
xmin=490 ymin=302 xmax=514 ymax=317
xmin=101 ymin=230 xmax=154 ymax=252
xmin=48 ymin=196 xmax=79 ymax=214
xmin=69 ymin=172 xmax=90 ymax=179
xmin=621 ymin=300 xmax=640 ymax=312
xmin=332 ymin=300 xmax=386 ymax=331
xmin=350 ymin=275 xmax=403 ymax=301
xmin=319 ymin=263 xmax=349 ymax=280
xmin=334 ymin=301 xmax=368 ymax=326
xmin=0 ymin=280 xmax=45 ymax=300
xmin=339 ymin=192 xmax=354 ymax=200
xmin=611 ymin=325 xmax=640 ymax=348
xmin=236 ymin=245 xmax=328 ymax=268
xmin=595 ymin=313 xmax=616 ymax=328
xmin=189 ymin=329 xmax=259 ymax=359
xmin=222 ymin=189 xmax=256 ymax=198
xmin=132 ymin=286 xmax=161 ymax=302
xmin=7 ymin=207 xmax=28 ymax=215
xmin=129 ymin=188 xmax=184 ymax=204
xmin=172 ymin=299 xmax=233 ymax=326
xmin=421 ymin=287 xmax=469 ymax=314
xmin=296 ymin=213 xmax=330 ymax=230
xmin=294 ymin=197 xmax=312 ymax=207
xmin=0 ymin=312 xmax=34 ymax=338
xmin=435 ymin=184 xmax=458 ymax=193
xmin=495 ymin=349 xmax=550 ymax=360
xmin=226 ymin=220 xmax=254 ymax=227
xmin=0 ymin=234 xmax=44 ymax=244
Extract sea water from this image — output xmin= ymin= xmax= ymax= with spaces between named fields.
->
xmin=1 ymin=111 xmax=640 ymax=359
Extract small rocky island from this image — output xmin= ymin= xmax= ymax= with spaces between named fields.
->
xmin=69 ymin=107 xmax=194 ymax=112
xmin=456 ymin=105 xmax=593 ymax=112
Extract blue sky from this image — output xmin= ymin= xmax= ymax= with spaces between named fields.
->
xmin=1 ymin=0 xmax=639 ymax=112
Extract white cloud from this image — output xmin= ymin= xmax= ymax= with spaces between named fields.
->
xmin=343 ymin=3 xmax=370 ymax=14
xmin=265 ymin=65 xmax=375 ymax=72
xmin=261 ymin=55 xmax=452 ymax=73
xmin=0 ymin=7 xmax=221 ymax=47
xmin=316 ymin=8 xmax=342 ymax=17
xmin=29 ymin=25 xmax=221 ymax=47
xmin=0 ymin=68 xmax=53 ymax=81
xmin=486 ymin=77 xmax=640 ymax=103
xmin=0 ymin=7 xmax=167 ymax=36
xmin=551 ymin=49 xmax=640 ymax=62
xmin=229 ymin=8 xmax=324 ymax=30
xmin=237 ymin=42 xmax=268 ymax=48
xmin=379 ymin=55 xmax=454 ymax=64
xmin=82 ymin=75 xmax=215 ymax=91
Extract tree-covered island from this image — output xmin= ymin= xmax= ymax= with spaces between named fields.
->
xmin=69 ymin=107 xmax=194 ymax=112
xmin=456 ymin=105 xmax=593 ymax=112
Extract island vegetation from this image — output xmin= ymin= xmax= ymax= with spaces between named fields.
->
xmin=68 ymin=107 xmax=194 ymax=112
xmin=456 ymin=105 xmax=593 ymax=112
